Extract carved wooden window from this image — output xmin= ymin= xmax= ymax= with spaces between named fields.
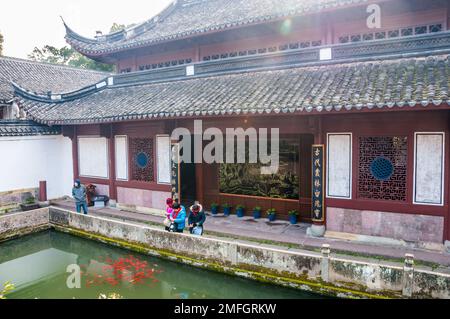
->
xmin=401 ymin=27 xmax=413 ymax=37
xmin=130 ymin=138 xmax=154 ymax=182
xmin=358 ymin=136 xmax=408 ymax=201
xmin=388 ymin=30 xmax=400 ymax=38
xmin=415 ymin=26 xmax=427 ymax=35
xmin=430 ymin=24 xmax=442 ymax=33
xmin=339 ymin=36 xmax=349 ymax=44
xmin=375 ymin=32 xmax=386 ymax=39
xmin=351 ymin=34 xmax=361 ymax=42
xmin=363 ymin=33 xmax=374 ymax=41
xmin=300 ymin=41 xmax=311 ymax=48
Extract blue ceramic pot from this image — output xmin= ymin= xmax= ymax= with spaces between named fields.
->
xmin=253 ymin=210 xmax=262 ymax=219
xmin=223 ymin=207 xmax=231 ymax=216
xmin=236 ymin=208 xmax=245 ymax=218
xmin=211 ymin=207 xmax=218 ymax=215
xmin=289 ymin=215 xmax=298 ymax=225
xmin=268 ymin=214 xmax=276 ymax=222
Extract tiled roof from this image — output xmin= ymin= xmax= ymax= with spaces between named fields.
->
xmin=66 ymin=0 xmax=369 ymax=56
xmin=0 ymin=56 xmax=108 ymax=103
xmin=17 ymin=54 xmax=450 ymax=125
xmin=0 ymin=120 xmax=60 ymax=137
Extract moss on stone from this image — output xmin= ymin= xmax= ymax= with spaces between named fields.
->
xmin=52 ymin=225 xmax=399 ymax=299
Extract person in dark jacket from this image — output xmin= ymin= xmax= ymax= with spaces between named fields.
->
xmin=188 ymin=204 xmax=206 ymax=236
xmin=72 ymin=179 xmax=88 ymax=215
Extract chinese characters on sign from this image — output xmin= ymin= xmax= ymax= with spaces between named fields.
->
xmin=171 ymin=143 xmax=181 ymax=202
xmin=312 ymin=145 xmax=325 ymax=223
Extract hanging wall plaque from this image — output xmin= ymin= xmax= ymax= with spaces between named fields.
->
xmin=171 ymin=143 xmax=181 ymax=203
xmin=312 ymin=144 xmax=325 ymax=223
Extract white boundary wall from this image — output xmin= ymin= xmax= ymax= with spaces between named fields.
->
xmin=0 ymin=135 xmax=73 ymax=199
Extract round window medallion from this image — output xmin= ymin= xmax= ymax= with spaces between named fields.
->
xmin=136 ymin=152 xmax=149 ymax=169
xmin=370 ymin=157 xmax=394 ymax=181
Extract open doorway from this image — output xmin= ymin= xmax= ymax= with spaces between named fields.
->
xmin=179 ymin=135 xmax=197 ymax=207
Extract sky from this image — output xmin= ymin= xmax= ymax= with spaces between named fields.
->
xmin=0 ymin=0 xmax=173 ymax=58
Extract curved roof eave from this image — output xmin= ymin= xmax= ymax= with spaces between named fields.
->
xmin=64 ymin=0 xmax=378 ymax=58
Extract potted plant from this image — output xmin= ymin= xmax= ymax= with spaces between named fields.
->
xmin=236 ymin=205 xmax=245 ymax=218
xmin=253 ymin=206 xmax=262 ymax=219
xmin=210 ymin=203 xmax=220 ymax=215
xmin=222 ymin=203 xmax=232 ymax=216
xmin=20 ymin=196 xmax=40 ymax=211
xmin=288 ymin=210 xmax=299 ymax=225
xmin=266 ymin=208 xmax=277 ymax=222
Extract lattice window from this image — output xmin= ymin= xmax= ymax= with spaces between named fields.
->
xmin=388 ymin=30 xmax=400 ymax=38
xmin=358 ymin=136 xmax=408 ymax=201
xmin=375 ymin=31 xmax=386 ymax=39
xmin=300 ymin=41 xmax=311 ymax=48
xmin=339 ymin=36 xmax=349 ymax=44
xmin=363 ymin=33 xmax=374 ymax=41
xmin=401 ymin=27 xmax=413 ymax=37
xmin=430 ymin=24 xmax=442 ymax=33
xmin=351 ymin=34 xmax=362 ymax=42
xmin=415 ymin=26 xmax=427 ymax=35
xmin=130 ymin=138 xmax=154 ymax=182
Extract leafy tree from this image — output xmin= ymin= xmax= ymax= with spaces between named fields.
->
xmin=25 ymin=22 xmax=138 ymax=72
xmin=0 ymin=31 xmax=4 ymax=56
xmin=28 ymin=45 xmax=114 ymax=72
xmin=110 ymin=23 xmax=136 ymax=33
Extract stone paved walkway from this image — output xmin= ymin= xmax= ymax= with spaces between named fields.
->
xmin=52 ymin=199 xmax=450 ymax=269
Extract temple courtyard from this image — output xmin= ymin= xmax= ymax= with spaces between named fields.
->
xmin=52 ymin=198 xmax=450 ymax=268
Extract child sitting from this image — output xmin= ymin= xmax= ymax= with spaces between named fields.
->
xmin=164 ymin=198 xmax=174 ymax=230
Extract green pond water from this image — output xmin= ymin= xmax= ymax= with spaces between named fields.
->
xmin=0 ymin=230 xmax=324 ymax=299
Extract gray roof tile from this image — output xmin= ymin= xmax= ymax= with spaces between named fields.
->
xmin=0 ymin=120 xmax=60 ymax=137
xmin=66 ymin=0 xmax=368 ymax=55
xmin=0 ymin=56 xmax=108 ymax=102
xmin=17 ymin=54 xmax=450 ymax=125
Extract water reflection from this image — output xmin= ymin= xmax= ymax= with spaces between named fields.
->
xmin=0 ymin=230 xmax=323 ymax=299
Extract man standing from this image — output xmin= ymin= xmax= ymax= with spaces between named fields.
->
xmin=72 ymin=179 xmax=88 ymax=215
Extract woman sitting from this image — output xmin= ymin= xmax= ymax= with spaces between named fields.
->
xmin=188 ymin=204 xmax=206 ymax=236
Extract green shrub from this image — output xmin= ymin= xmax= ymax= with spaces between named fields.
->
xmin=288 ymin=210 xmax=299 ymax=216
xmin=0 ymin=282 xmax=15 ymax=299
xmin=266 ymin=208 xmax=277 ymax=216
xmin=24 ymin=196 xmax=36 ymax=205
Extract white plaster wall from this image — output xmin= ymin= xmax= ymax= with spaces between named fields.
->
xmin=414 ymin=133 xmax=444 ymax=205
xmin=78 ymin=137 xmax=108 ymax=179
xmin=157 ymin=135 xmax=171 ymax=184
xmin=115 ymin=136 xmax=128 ymax=180
xmin=0 ymin=135 xmax=73 ymax=199
xmin=327 ymin=134 xmax=352 ymax=198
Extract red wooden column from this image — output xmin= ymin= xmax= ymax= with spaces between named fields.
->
xmin=101 ymin=124 xmax=117 ymax=201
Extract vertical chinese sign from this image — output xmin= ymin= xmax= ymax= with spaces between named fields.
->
xmin=171 ymin=143 xmax=181 ymax=203
xmin=312 ymin=145 xmax=325 ymax=223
